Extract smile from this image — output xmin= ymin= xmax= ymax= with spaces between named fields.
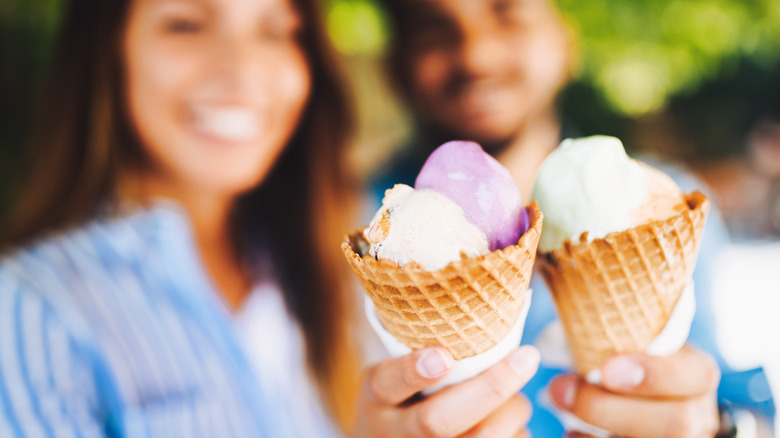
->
xmin=190 ymin=105 xmax=262 ymax=143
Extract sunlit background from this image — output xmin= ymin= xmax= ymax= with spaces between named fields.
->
xmin=2 ymin=0 xmax=779 ymax=429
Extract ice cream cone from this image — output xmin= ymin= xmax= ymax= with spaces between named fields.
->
xmin=537 ymin=191 xmax=710 ymax=374
xmin=342 ymin=203 xmax=543 ymax=360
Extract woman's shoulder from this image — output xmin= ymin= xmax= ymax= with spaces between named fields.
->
xmin=0 ymin=203 xmax=191 ymax=310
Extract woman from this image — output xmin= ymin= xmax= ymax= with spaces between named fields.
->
xmin=0 ymin=0 xmax=540 ymax=436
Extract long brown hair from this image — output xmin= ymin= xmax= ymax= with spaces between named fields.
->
xmin=2 ymin=0 xmax=360 ymax=430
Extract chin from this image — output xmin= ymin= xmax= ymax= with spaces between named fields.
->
xmin=428 ymin=102 xmax=523 ymax=145
xmin=190 ymin=166 xmax=267 ymax=197
xmin=446 ymin=118 xmax=521 ymax=150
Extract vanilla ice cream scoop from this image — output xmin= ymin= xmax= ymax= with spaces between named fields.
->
xmin=533 ymin=136 xmax=687 ymax=252
xmin=365 ymin=184 xmax=489 ymax=270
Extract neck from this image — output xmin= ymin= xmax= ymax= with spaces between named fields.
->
xmin=497 ymin=109 xmax=561 ymax=202
xmin=119 ymin=172 xmax=251 ymax=310
xmin=185 ymin=195 xmax=252 ymax=310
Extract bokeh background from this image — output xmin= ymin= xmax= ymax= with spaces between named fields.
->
xmin=2 ymin=0 xmax=779 ymax=428
xmin=3 ymin=0 xmax=780 ymax=239
xmin=324 ymin=0 xmax=780 ymax=242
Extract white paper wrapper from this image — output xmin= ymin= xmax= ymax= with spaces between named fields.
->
xmin=365 ymin=289 xmax=534 ymax=394
xmin=539 ymin=281 xmax=696 ymax=437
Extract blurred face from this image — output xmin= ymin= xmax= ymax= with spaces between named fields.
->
xmin=123 ymin=0 xmax=310 ymax=197
xmin=397 ymin=0 xmax=570 ymax=146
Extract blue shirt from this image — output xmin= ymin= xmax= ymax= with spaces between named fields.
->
xmin=0 ymin=203 xmax=340 ymax=437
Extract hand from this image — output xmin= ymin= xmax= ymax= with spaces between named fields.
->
xmin=353 ymin=345 xmax=540 ymax=437
xmin=549 ymin=346 xmax=721 ymax=438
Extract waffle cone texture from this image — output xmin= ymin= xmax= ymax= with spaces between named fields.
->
xmin=537 ymin=191 xmax=710 ymax=374
xmin=342 ymin=203 xmax=543 ymax=360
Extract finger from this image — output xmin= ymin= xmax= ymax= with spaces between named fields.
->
xmin=402 ymin=346 xmax=540 ymax=437
xmin=364 ymin=347 xmax=454 ymax=406
xmin=550 ymin=375 xmax=720 ymax=438
xmin=600 ymin=346 xmax=720 ymax=398
xmin=460 ymin=394 xmax=532 ymax=438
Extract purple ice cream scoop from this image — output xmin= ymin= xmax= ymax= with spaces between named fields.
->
xmin=415 ymin=141 xmax=528 ymax=251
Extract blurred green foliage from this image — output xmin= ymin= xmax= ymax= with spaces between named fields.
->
xmin=557 ymin=0 xmax=780 ymax=116
xmin=326 ymin=0 xmax=780 ymax=118
xmin=327 ymin=0 xmax=388 ymax=55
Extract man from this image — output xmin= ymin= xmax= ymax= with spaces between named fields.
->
xmin=372 ymin=0 xmax=774 ymax=435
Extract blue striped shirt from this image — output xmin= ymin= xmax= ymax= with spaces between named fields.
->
xmin=0 ymin=203 xmax=341 ymax=437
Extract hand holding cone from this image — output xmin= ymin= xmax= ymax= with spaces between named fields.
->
xmin=533 ymin=136 xmax=711 ymax=375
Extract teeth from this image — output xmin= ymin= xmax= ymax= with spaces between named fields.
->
xmin=191 ymin=105 xmax=259 ymax=142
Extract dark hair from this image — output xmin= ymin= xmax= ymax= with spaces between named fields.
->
xmin=374 ymin=0 xmax=414 ymax=104
xmin=2 ymin=0 xmax=359 ymax=429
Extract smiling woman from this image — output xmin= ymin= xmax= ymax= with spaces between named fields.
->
xmin=0 ymin=0 xmax=361 ymax=435
xmin=122 ymin=0 xmax=311 ymax=198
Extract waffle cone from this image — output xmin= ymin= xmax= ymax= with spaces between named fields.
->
xmin=537 ymin=191 xmax=710 ymax=374
xmin=342 ymin=203 xmax=543 ymax=360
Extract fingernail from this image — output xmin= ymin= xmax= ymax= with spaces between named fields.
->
xmin=550 ymin=375 xmax=578 ymax=409
xmin=603 ymin=356 xmax=645 ymax=390
xmin=509 ymin=346 xmax=541 ymax=376
xmin=417 ymin=349 xmax=451 ymax=379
